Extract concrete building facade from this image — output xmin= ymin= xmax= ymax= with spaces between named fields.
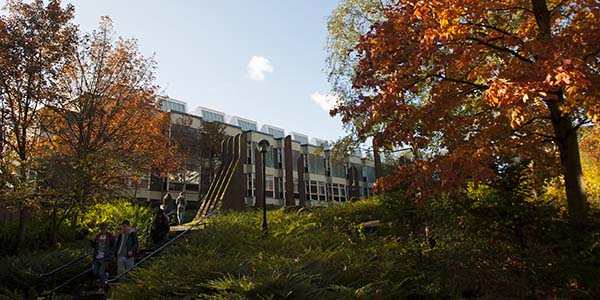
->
xmin=125 ymin=97 xmax=378 ymax=211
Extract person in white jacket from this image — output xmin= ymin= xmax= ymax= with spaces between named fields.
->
xmin=175 ymin=192 xmax=187 ymax=225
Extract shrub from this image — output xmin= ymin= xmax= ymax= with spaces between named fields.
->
xmin=79 ymin=198 xmax=154 ymax=245
xmin=108 ymin=195 xmax=600 ymax=299
xmin=0 ymin=246 xmax=90 ymax=298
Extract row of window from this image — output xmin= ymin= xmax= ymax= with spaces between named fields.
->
xmin=238 ymin=119 xmax=257 ymax=131
xmin=201 ymin=110 xmax=225 ymax=123
xmin=246 ymin=174 xmax=373 ymax=201
xmin=162 ymin=101 xmax=186 ymax=113
xmin=246 ymin=143 xmax=376 ymax=181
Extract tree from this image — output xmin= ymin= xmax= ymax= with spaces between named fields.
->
xmin=325 ymin=0 xmax=389 ymax=156
xmin=580 ymin=126 xmax=600 ymax=207
xmin=170 ymin=115 xmax=201 ymax=192
xmin=331 ymin=0 xmax=600 ymax=219
xmin=0 ymin=0 xmax=77 ymax=253
xmin=171 ymin=116 xmax=227 ymax=197
xmin=41 ymin=17 xmax=174 ymax=217
xmin=326 ymin=0 xmax=388 ymax=106
xmin=198 ymin=120 xmax=227 ymax=194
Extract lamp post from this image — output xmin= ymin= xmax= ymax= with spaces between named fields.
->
xmin=257 ymin=139 xmax=270 ymax=235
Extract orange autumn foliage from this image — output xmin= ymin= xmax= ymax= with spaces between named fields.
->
xmin=40 ymin=17 xmax=177 ymax=198
xmin=333 ymin=0 xmax=600 ymax=216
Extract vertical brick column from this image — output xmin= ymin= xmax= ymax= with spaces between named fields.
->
xmin=284 ymin=136 xmax=295 ymax=207
xmin=255 ymin=143 xmax=264 ymax=208
xmin=297 ymin=154 xmax=306 ymax=208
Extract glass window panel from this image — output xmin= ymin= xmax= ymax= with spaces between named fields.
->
xmin=266 ymin=175 xmax=274 ymax=191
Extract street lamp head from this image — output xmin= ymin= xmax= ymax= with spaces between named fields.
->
xmin=257 ymin=139 xmax=270 ymax=153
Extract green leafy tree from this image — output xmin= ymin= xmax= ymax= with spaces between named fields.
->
xmin=0 ymin=0 xmax=77 ymax=254
xmin=40 ymin=17 xmax=174 ymax=230
xmin=170 ymin=116 xmax=227 ymax=198
xmin=330 ymin=0 xmax=600 ymax=219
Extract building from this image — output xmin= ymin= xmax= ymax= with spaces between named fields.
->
xmin=125 ymin=97 xmax=378 ymax=211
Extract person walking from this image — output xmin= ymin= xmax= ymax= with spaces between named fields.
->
xmin=162 ymin=193 xmax=175 ymax=224
xmin=151 ymin=205 xmax=170 ymax=246
xmin=115 ymin=220 xmax=139 ymax=277
xmin=175 ymin=192 xmax=187 ymax=225
xmin=91 ymin=223 xmax=114 ymax=293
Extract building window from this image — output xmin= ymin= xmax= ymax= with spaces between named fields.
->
xmin=246 ymin=173 xmax=255 ymax=197
xmin=265 ymin=175 xmax=274 ymax=191
xmin=265 ymin=175 xmax=274 ymax=198
xmin=293 ymin=179 xmax=299 ymax=199
xmin=202 ymin=110 xmax=225 ymax=123
xmin=308 ymin=154 xmax=324 ymax=175
xmin=265 ymin=147 xmax=274 ymax=168
xmin=331 ymin=160 xmax=345 ymax=178
xmin=364 ymin=166 xmax=376 ymax=183
xmin=310 ymin=180 xmax=318 ymax=201
xmin=276 ymin=148 xmax=283 ymax=169
xmin=238 ymin=119 xmax=257 ymax=131
xmin=267 ymin=128 xmax=285 ymax=138
xmin=304 ymin=155 xmax=309 ymax=173
xmin=333 ymin=184 xmax=340 ymax=201
xmin=277 ymin=177 xmax=284 ymax=199
xmin=247 ymin=142 xmax=253 ymax=164
xmin=292 ymin=133 xmax=308 ymax=144
xmin=162 ymin=100 xmax=186 ymax=113
xmin=318 ymin=181 xmax=326 ymax=201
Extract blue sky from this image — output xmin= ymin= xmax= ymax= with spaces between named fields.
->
xmin=57 ymin=0 xmax=345 ymax=142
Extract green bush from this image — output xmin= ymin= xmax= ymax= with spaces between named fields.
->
xmin=79 ymin=198 xmax=154 ymax=244
xmin=0 ymin=246 xmax=90 ymax=299
xmin=110 ymin=194 xmax=600 ymax=299
xmin=0 ymin=199 xmax=155 ymax=298
xmin=0 ymin=211 xmax=77 ymax=256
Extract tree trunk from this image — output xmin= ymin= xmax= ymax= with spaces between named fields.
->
xmin=15 ymin=204 xmax=28 ymax=254
xmin=70 ymin=209 xmax=79 ymax=231
xmin=15 ymin=164 xmax=29 ymax=255
xmin=50 ymin=206 xmax=58 ymax=245
xmin=546 ymin=99 xmax=588 ymax=219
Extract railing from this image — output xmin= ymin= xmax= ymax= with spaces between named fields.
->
xmin=40 ymin=211 xmax=174 ymax=297
xmin=106 ymin=210 xmax=215 ymax=284
xmin=40 ymin=210 xmax=210 ymax=298
xmin=38 ymin=250 xmax=93 ymax=278
xmin=43 ymin=266 xmax=94 ymax=297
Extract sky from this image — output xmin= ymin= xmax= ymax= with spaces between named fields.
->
xmin=14 ymin=0 xmax=347 ymax=143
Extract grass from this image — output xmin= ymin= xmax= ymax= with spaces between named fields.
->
xmin=110 ymin=193 xmax=600 ymax=299
xmin=0 ymin=243 xmax=90 ymax=299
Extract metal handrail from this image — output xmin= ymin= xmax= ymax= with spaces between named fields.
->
xmin=40 ymin=210 xmax=177 ymax=296
xmin=106 ymin=210 xmax=216 ymax=284
xmin=38 ymin=250 xmax=93 ymax=277
xmin=43 ymin=267 xmax=93 ymax=297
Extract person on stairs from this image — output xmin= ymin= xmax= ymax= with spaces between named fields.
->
xmin=115 ymin=220 xmax=139 ymax=277
xmin=175 ymin=192 xmax=187 ymax=225
xmin=162 ymin=193 xmax=175 ymax=224
xmin=151 ymin=205 xmax=170 ymax=246
xmin=91 ymin=222 xmax=114 ymax=293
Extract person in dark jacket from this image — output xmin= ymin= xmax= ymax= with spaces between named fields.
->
xmin=91 ymin=222 xmax=115 ymax=292
xmin=114 ymin=220 xmax=139 ymax=276
xmin=162 ymin=193 xmax=174 ymax=222
xmin=151 ymin=205 xmax=170 ymax=246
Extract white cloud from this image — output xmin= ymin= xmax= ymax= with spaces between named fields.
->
xmin=310 ymin=92 xmax=338 ymax=112
xmin=247 ymin=56 xmax=273 ymax=80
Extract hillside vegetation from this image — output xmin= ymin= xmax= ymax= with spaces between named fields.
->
xmin=112 ymin=191 xmax=600 ymax=300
